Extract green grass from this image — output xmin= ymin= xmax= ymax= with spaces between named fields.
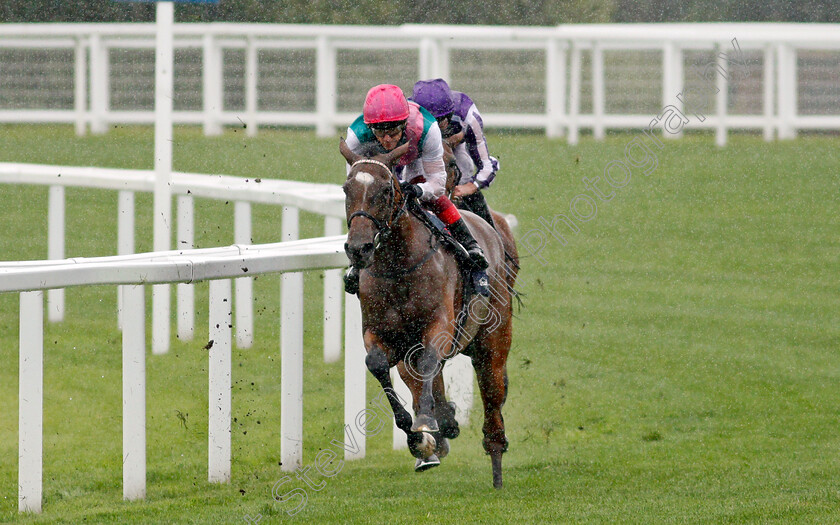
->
xmin=1 ymin=124 xmax=839 ymax=523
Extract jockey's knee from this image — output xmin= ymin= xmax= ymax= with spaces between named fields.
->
xmin=431 ymin=195 xmax=461 ymax=225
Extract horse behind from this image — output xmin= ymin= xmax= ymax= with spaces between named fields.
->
xmin=340 ymin=139 xmax=518 ymax=488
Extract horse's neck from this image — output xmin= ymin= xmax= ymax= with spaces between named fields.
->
xmin=372 ymin=213 xmax=431 ymax=268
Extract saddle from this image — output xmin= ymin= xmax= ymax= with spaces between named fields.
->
xmin=407 ymin=200 xmax=489 ymax=302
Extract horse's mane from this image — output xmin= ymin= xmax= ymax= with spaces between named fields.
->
xmin=355 ymin=140 xmax=390 ymax=159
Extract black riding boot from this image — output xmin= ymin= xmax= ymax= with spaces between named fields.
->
xmin=448 ymin=218 xmax=489 ymax=270
xmin=344 ymin=266 xmax=360 ymax=295
xmin=460 ymin=191 xmax=496 ymax=229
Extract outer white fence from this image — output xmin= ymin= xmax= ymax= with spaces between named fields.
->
xmin=0 ymin=161 xmax=347 ymax=358
xmin=1 ymin=22 xmax=840 ymax=144
xmin=6 ymin=236 xmax=354 ymax=513
xmin=2 ymin=163 xmax=474 ymax=513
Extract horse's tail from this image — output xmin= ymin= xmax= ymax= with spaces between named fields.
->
xmin=490 ymin=210 xmax=519 ymax=287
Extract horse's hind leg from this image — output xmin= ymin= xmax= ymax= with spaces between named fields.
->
xmin=432 ymin=372 xmax=459 ymax=439
xmin=473 ymin=323 xmax=511 ymax=489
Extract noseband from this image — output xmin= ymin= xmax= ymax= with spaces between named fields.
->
xmin=346 ymin=159 xmax=408 ymax=248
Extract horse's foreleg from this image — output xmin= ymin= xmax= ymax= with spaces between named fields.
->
xmin=364 ymin=344 xmax=414 ymax=434
xmin=405 ymin=338 xmax=447 ymax=433
xmin=407 ymin=319 xmax=459 ymax=433
xmin=363 ymin=334 xmax=435 ymax=459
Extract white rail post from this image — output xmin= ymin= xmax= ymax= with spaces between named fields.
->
xmin=203 ymin=33 xmax=223 ymax=136
xmin=419 ymin=37 xmax=440 ymax=80
xmin=763 ymin=43 xmax=775 ymax=142
xmin=391 ymin=368 xmax=413 ymax=450
xmin=122 ymin=284 xmax=146 ymax=501
xmin=19 ymin=290 xmax=44 ymax=514
xmin=777 ymin=43 xmax=797 ymax=140
xmin=316 ymin=36 xmax=336 ymax=137
xmin=443 ymin=354 xmax=474 ymax=426
xmin=439 ymin=43 xmax=451 ymax=82
xmin=89 ymin=32 xmax=108 ymax=135
xmin=47 ymin=185 xmax=64 ymax=323
xmin=323 ymin=216 xmax=343 ymax=363
xmin=74 ymin=36 xmax=87 ymax=136
xmin=281 ymin=269 xmax=304 ymax=471
xmin=176 ymin=195 xmax=194 ymax=341
xmin=344 ymin=291 xmax=365 ymax=460
xmin=592 ymin=41 xmax=605 ymax=140
xmin=545 ymin=37 xmax=566 ymax=139
xmin=208 ymin=279 xmax=232 ymax=483
xmin=280 ymin=205 xmax=303 ymax=470
xmin=776 ymin=42 xmax=787 ymax=139
xmin=282 ymin=206 xmax=299 ymax=243
xmin=245 ymin=36 xmax=259 ymax=137
xmin=789 ymin=46 xmax=798 ymax=140
xmin=152 ymin=1 xmax=175 ymax=355
xmin=116 ymin=190 xmax=135 ymax=329
xmin=234 ymin=201 xmax=253 ymax=348
xmin=663 ymin=41 xmax=684 ymax=139
xmin=715 ymin=42 xmax=729 ymax=147
xmin=567 ymin=41 xmax=581 ymax=145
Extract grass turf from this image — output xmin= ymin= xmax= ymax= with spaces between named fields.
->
xmin=0 ymin=124 xmax=838 ymax=523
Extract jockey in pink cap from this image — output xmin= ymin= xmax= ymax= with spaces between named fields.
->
xmin=342 ymin=84 xmax=489 ymax=295
xmin=412 ymin=78 xmax=500 ymax=230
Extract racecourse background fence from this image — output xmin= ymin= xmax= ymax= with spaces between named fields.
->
xmin=0 ymin=23 xmax=839 ymax=144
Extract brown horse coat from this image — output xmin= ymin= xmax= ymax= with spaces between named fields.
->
xmin=340 ymin=139 xmax=517 ymax=488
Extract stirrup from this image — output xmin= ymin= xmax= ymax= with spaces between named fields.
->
xmin=472 ymin=270 xmax=490 ymax=297
xmin=344 ymin=267 xmax=359 ymax=295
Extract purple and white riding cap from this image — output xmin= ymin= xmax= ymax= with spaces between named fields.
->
xmin=411 ymin=78 xmax=455 ymax=118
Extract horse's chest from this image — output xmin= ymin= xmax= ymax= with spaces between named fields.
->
xmin=382 ymin=299 xmax=424 ymax=325
xmin=364 ymin=291 xmax=433 ymax=332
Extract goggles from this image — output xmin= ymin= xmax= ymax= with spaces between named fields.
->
xmin=370 ymin=122 xmax=406 ymax=139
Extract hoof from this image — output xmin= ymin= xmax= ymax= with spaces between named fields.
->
xmin=434 ymin=437 xmax=450 ymax=459
xmin=409 ymin=431 xmax=437 ymax=459
xmin=411 ymin=415 xmax=439 ymax=433
xmin=414 ymin=454 xmax=440 ymax=472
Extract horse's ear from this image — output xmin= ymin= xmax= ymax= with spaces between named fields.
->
xmin=339 ymin=137 xmax=361 ymax=166
xmin=384 ymin=142 xmax=411 ymax=167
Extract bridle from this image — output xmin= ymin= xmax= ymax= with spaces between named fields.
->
xmin=346 ymin=158 xmax=408 ymax=249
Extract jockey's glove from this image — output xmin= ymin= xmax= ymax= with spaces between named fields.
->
xmin=400 ymin=182 xmax=423 ymax=199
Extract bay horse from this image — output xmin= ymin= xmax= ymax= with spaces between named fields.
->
xmin=340 ymin=138 xmax=519 ymax=488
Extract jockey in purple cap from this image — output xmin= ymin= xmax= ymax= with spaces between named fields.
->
xmin=341 ymin=84 xmax=489 ymax=295
xmin=411 ymin=78 xmax=500 ymax=229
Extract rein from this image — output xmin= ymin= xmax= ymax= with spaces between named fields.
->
xmin=346 ymin=157 xmax=438 ymax=278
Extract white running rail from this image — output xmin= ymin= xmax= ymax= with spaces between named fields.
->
xmin=2 ymin=163 xmax=473 ymax=513
xmin=6 ymin=235 xmax=358 ymax=512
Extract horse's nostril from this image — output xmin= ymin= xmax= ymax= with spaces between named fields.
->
xmin=345 ymin=242 xmax=375 ymax=261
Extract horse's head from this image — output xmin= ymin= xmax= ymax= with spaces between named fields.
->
xmin=340 ymin=138 xmax=410 ymax=269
